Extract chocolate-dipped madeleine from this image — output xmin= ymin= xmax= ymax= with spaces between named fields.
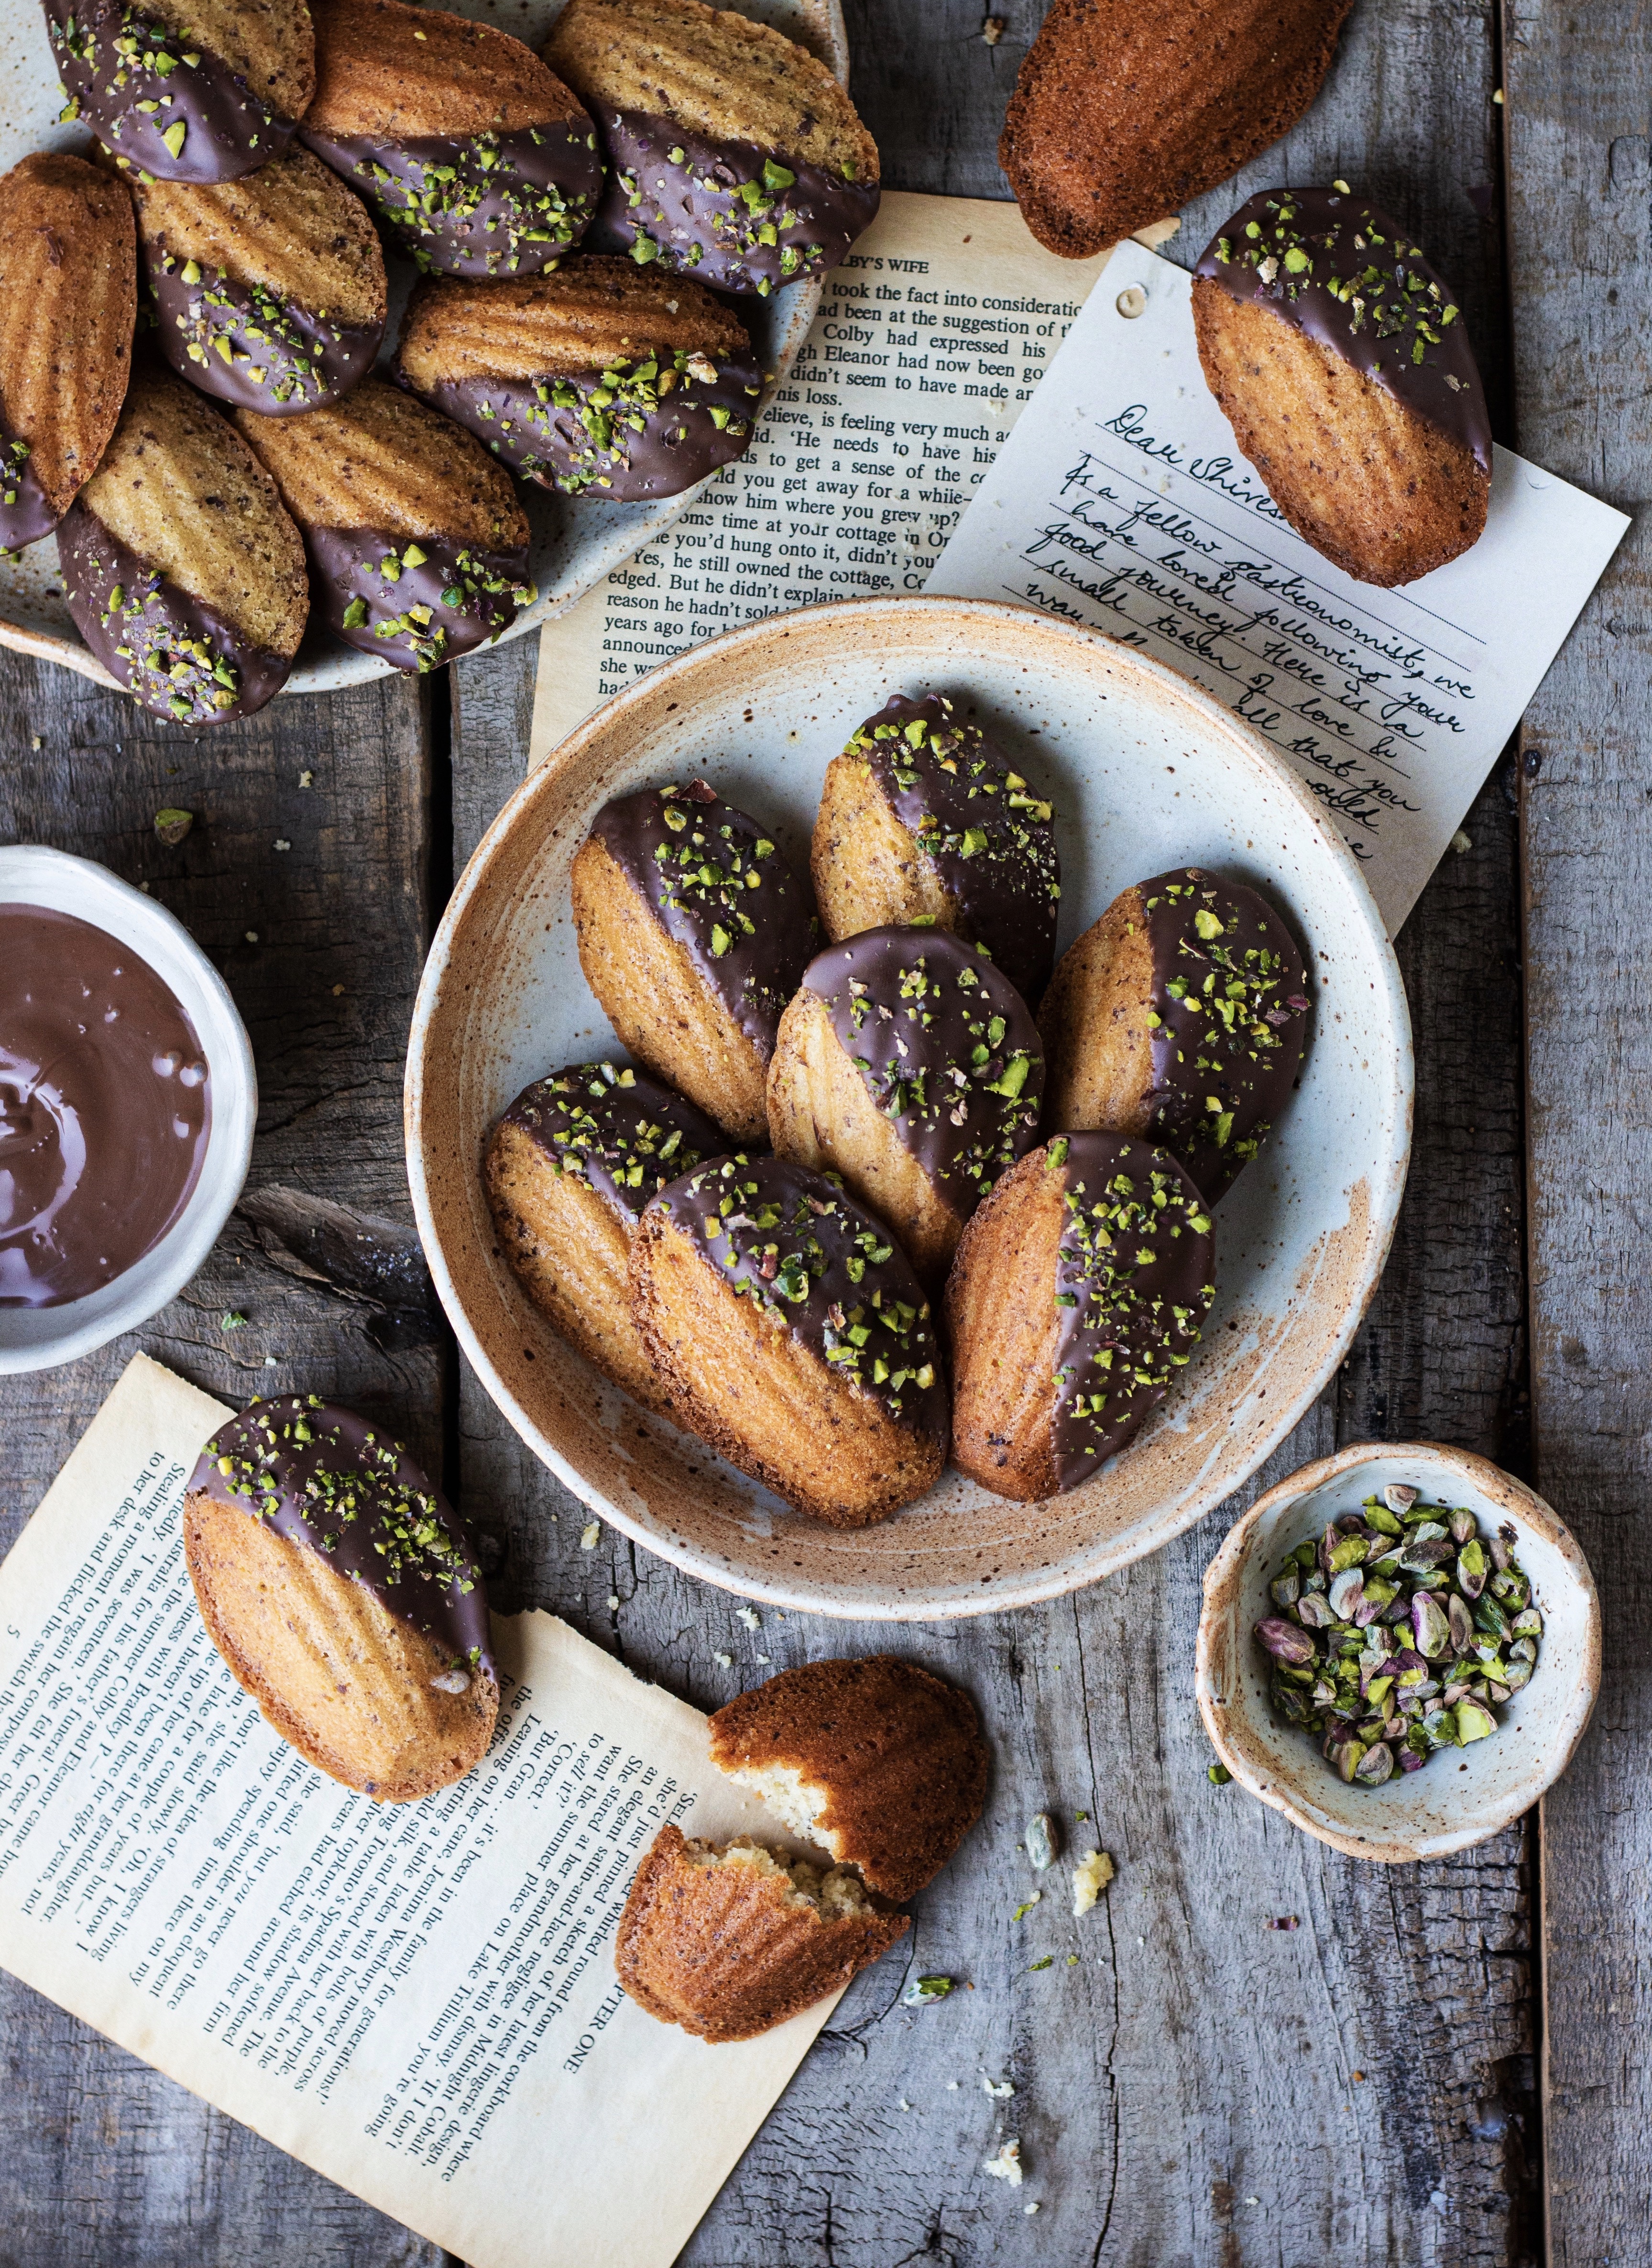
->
xmin=397 ymin=257 xmax=761 ymax=501
xmin=1193 ymin=187 xmax=1491 ymax=586
xmin=615 ymin=1824 xmax=908 ymax=2044
xmin=59 ymin=363 xmax=306 ymax=724
xmin=1039 ymin=868 xmax=1309 ymax=1205
xmin=128 ymin=144 xmax=385 ymax=414
xmin=544 ymin=0 xmax=879 ymax=298
xmin=484 ymin=1058 xmax=721 ymax=1409
xmin=235 ymin=375 xmax=533 ymax=672
xmin=0 ymin=153 xmax=136 ymax=553
xmin=302 ymin=0 xmax=600 ymax=278
xmin=768 ymin=927 xmax=1043 ymax=1288
xmin=813 ymin=692 xmax=1061 ymax=1004
xmin=185 ymin=1395 xmax=499 ymax=1801
xmin=47 ymin=0 xmax=316 ymax=184
xmin=630 ymin=1155 xmax=948 ymax=1528
xmin=946 ymin=1133 xmax=1215 ymax=1503
xmin=572 ymin=781 xmax=815 ymax=1141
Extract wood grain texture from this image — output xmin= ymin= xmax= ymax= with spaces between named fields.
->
xmin=1501 ymin=3 xmax=1652 ymax=2260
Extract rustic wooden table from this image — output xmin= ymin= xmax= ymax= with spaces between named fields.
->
xmin=0 ymin=1 xmax=1641 ymax=2261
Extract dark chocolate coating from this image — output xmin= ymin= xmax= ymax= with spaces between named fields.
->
xmin=499 ymin=1059 xmax=721 ymax=1225
xmin=1138 ymin=868 xmax=1310 ymax=1203
xmin=651 ymin=1154 xmax=947 ymax=1436
xmin=1044 ymin=1132 xmax=1215 ymax=1493
xmin=44 ymin=0 xmax=295 ymax=184
xmin=306 ymin=525 xmax=533 ymax=673
xmin=148 ymin=251 xmax=382 ymax=414
xmin=303 ymin=121 xmax=601 ymax=279
xmin=58 ymin=501 xmax=293 ymax=723
xmin=804 ymin=925 xmax=1042 ymax=1221
xmin=417 ymin=345 xmax=763 ymax=501
xmin=0 ymin=903 xmax=210 ymax=1308
xmin=590 ymin=782 xmax=815 ymax=1056
xmin=1195 ymin=187 xmax=1491 ymax=473
xmin=594 ymin=112 xmax=879 ymax=297
xmin=847 ymin=690 xmax=1061 ymax=1004
xmin=189 ymin=1396 xmax=493 ymax=1674
xmin=0 ymin=434 xmax=59 ymax=552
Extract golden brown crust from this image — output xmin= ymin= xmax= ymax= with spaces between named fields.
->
xmin=127 ymin=144 xmax=386 ymax=328
xmin=614 ymin=1825 xmax=907 ymax=2041
xmin=232 ymin=374 xmax=530 ymax=546
xmin=545 ymin=0 xmax=877 ymax=181
xmin=709 ymin=1657 xmax=988 ymax=1901
xmin=571 ymin=833 xmax=769 ymax=1141
xmin=1191 ymin=279 xmax=1490 ymax=586
xmin=184 ymin=1489 xmax=499 ymax=1801
xmin=999 ymin=0 xmax=1351 ymax=259
xmin=81 ymin=365 xmax=308 ymax=654
xmin=943 ymin=1148 xmax=1067 ymax=1501
xmin=0 ymin=154 xmax=137 ymax=519
xmin=767 ymin=989 xmax=963 ymax=1285
xmin=629 ymin=1209 xmax=947 ymax=1527
xmin=1037 ymin=883 xmax=1157 ymax=1138
xmin=307 ymin=0 xmax=588 ymax=139
xmin=483 ymin=1114 xmax=671 ymax=1411
xmin=397 ymin=257 xmax=750 ymax=390
xmin=150 ymin=0 xmax=316 ymax=118
xmin=810 ymin=749 xmax=958 ymax=945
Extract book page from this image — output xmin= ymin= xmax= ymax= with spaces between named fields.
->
xmin=927 ymin=238 xmax=1630 ymax=933
xmin=0 ymin=1355 xmax=838 ymax=2268
xmin=527 ymin=191 xmax=1137 ymax=762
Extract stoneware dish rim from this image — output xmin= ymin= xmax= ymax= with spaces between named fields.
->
xmin=405 ymin=592 xmax=1413 ymax=1619
xmin=1196 ymin=1438 xmax=1602 ymax=1862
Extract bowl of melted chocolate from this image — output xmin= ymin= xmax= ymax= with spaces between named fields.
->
xmin=0 ymin=847 xmax=256 ymax=1371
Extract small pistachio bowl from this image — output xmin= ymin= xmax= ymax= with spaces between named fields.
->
xmin=1196 ymin=1442 xmax=1600 ymax=1863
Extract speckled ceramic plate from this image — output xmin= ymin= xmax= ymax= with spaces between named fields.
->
xmin=406 ymin=595 xmax=1414 ymax=1620
xmin=0 ymin=0 xmax=844 ymax=696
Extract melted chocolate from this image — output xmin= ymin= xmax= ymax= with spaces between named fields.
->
xmin=1044 ymin=1132 xmax=1215 ymax=1493
xmin=594 ymin=112 xmax=879 ymax=297
xmin=0 ymin=903 xmax=210 ymax=1308
xmin=59 ymin=501 xmax=293 ymax=723
xmin=148 ymin=251 xmax=382 ymax=414
xmin=418 ymin=342 xmax=763 ymax=501
xmin=847 ymin=692 xmax=1061 ymax=1004
xmin=590 ymin=782 xmax=815 ymax=1055
xmin=1138 ymin=868 xmax=1310 ymax=1203
xmin=45 ymin=0 xmax=295 ymax=183
xmin=500 ymin=1059 xmax=720 ymax=1225
xmin=1195 ymin=187 xmax=1491 ymax=472
xmin=303 ymin=122 xmax=601 ymax=279
xmin=306 ymin=525 xmax=533 ymax=673
xmin=653 ymin=1154 xmax=947 ymax=1436
xmin=0 ymin=433 xmax=59 ymax=552
xmin=189 ymin=1396 xmax=493 ymax=1675
xmin=806 ymin=925 xmax=1042 ymax=1220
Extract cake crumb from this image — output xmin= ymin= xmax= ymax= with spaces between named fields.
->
xmin=274 ymin=838 xmax=291 ymax=851
xmin=713 ymin=1650 xmax=733 ymax=1668
xmin=1024 ymin=2201 xmax=1041 ymax=2215
xmin=983 ymin=2138 xmax=1023 ymax=2187
xmin=983 ymin=2075 xmax=1014 ymax=2099
xmin=579 ymin=1521 xmax=601 ymax=1550
xmin=736 ymin=1606 xmax=761 ymax=1630
xmin=982 ymin=13 xmax=1005 ymax=41
xmin=1072 ymin=1850 xmax=1115 ymax=1915
xmin=299 ymin=771 xmax=314 ymax=788
xmin=606 ymin=1593 xmax=620 ymax=1611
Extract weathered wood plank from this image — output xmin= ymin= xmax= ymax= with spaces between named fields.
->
xmin=1502 ymin=3 xmax=1652 ymax=2259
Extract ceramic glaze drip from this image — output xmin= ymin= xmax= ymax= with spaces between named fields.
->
xmin=45 ymin=0 xmax=294 ymax=183
xmin=500 ymin=1059 xmax=720 ymax=1225
xmin=807 ymin=925 xmax=1043 ymax=1214
xmin=302 ymin=121 xmax=601 ymax=278
xmin=1046 ymin=1132 xmax=1215 ymax=1493
xmin=846 ymin=690 xmax=1061 ymax=1004
xmin=654 ymin=1153 xmax=947 ymax=1436
xmin=1195 ymin=187 xmax=1491 ymax=472
xmin=0 ymin=903 xmax=210 ymax=1307
xmin=1138 ymin=867 xmax=1310 ymax=1203
xmin=147 ymin=251 xmax=382 ymax=413
xmin=590 ymin=782 xmax=815 ymax=1054
xmin=189 ymin=1395 xmax=493 ymax=1673
xmin=306 ymin=526 xmax=533 ymax=674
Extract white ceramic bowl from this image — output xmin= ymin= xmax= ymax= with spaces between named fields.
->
xmin=0 ymin=0 xmax=844 ymax=697
xmin=406 ymin=595 xmax=1414 ymax=1619
xmin=0 ymin=846 xmax=257 ymax=1372
xmin=1196 ymin=1442 xmax=1601 ymax=1862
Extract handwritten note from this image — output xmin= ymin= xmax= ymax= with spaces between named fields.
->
xmin=929 ymin=238 xmax=1629 ymax=931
